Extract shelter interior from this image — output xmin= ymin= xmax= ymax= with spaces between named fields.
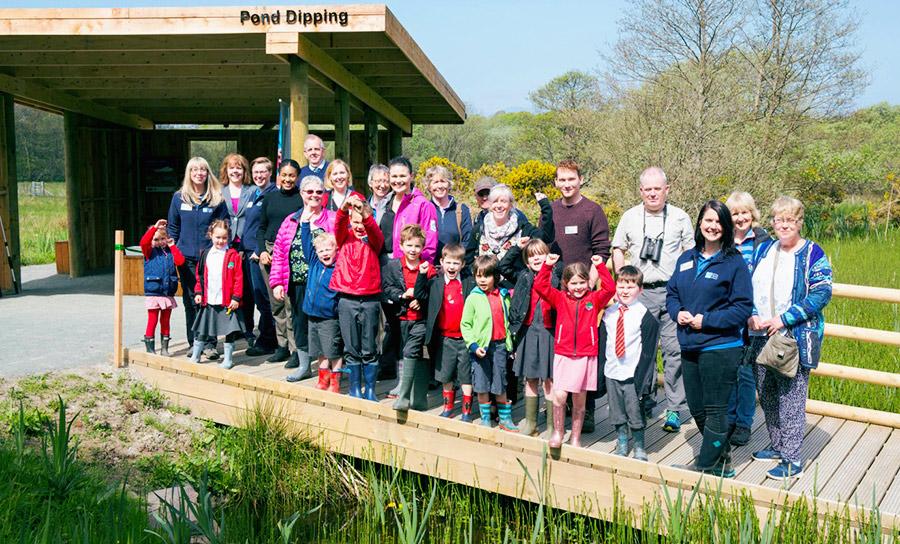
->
xmin=0 ymin=5 xmax=465 ymax=288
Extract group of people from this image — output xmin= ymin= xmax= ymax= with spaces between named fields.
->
xmin=139 ymin=135 xmax=832 ymax=482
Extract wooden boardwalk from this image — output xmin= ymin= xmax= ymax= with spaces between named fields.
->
xmin=127 ymin=340 xmax=900 ymax=535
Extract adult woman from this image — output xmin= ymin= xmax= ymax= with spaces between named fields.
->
xmin=368 ymin=163 xmax=393 ymax=251
xmin=749 ymin=196 xmax=832 ymax=481
xmin=270 ymin=175 xmax=336 ymax=382
xmin=666 ymin=200 xmax=753 ymax=478
xmin=724 ymin=191 xmax=771 ymax=446
xmin=243 ymin=157 xmax=278 ymax=356
xmin=427 ymin=165 xmax=472 ymax=264
xmin=388 ymin=156 xmax=438 ymax=261
xmin=470 ymin=184 xmax=554 ymax=284
xmin=256 ymin=159 xmax=303 ymax=365
xmin=219 ymin=153 xmax=256 ymax=347
xmin=166 ymin=157 xmax=229 ymax=356
xmin=323 ymin=159 xmax=364 ymax=212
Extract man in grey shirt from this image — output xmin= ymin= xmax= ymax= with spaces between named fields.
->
xmin=612 ymin=166 xmax=694 ymax=432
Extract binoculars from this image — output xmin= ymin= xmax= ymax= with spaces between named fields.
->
xmin=639 ymin=236 xmax=663 ymax=263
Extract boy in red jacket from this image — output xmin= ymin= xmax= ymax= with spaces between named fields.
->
xmin=329 ymin=195 xmax=385 ymax=396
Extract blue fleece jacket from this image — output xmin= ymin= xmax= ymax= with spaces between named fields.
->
xmin=665 ymin=248 xmax=753 ymax=352
xmin=240 ymin=184 xmax=276 ymax=255
xmin=166 ymin=192 xmax=230 ymax=261
xmin=431 ymin=196 xmax=473 ymax=264
xmin=300 ymin=222 xmax=339 ymax=319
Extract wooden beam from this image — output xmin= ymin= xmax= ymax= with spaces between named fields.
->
xmin=334 ymin=87 xmax=350 ymax=162
xmin=0 ymin=74 xmax=153 ymax=129
xmin=832 ymin=282 xmax=900 ymax=304
xmin=364 ymin=107 xmax=379 ymax=171
xmin=63 ymin=112 xmax=84 ymax=277
xmin=0 ymin=34 xmax=267 ymax=52
xmin=266 ymin=32 xmax=412 ymax=134
xmin=388 ymin=123 xmax=402 ymax=158
xmin=342 ymin=62 xmax=422 ymax=76
xmin=12 ymin=64 xmax=287 ymax=79
xmin=0 ymin=92 xmax=19 ymax=294
xmin=825 ymin=323 xmax=900 ymax=347
xmin=289 ymin=56 xmax=309 ymax=166
xmin=0 ymin=50 xmax=280 ymax=67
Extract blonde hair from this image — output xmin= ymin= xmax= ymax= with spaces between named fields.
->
xmin=725 ymin=191 xmax=761 ymax=227
xmin=426 ymin=165 xmax=454 ymax=191
xmin=250 ymin=156 xmax=273 ymax=172
xmin=180 ymin=157 xmax=224 ymax=206
xmin=324 ymin=159 xmax=353 ymax=190
xmin=219 ymin=153 xmax=250 ymax=186
xmin=771 ymin=196 xmax=805 ymax=222
xmin=312 ymin=232 xmax=337 ymax=251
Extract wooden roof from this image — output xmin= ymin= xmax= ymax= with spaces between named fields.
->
xmin=0 ymin=5 xmax=465 ymax=131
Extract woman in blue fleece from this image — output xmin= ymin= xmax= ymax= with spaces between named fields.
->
xmin=666 ymin=200 xmax=753 ymax=478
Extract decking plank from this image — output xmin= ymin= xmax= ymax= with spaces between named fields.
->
xmin=756 ymin=416 xmax=843 ymax=489
xmin=737 ymin=414 xmax=825 ymax=485
xmin=858 ymin=430 xmax=900 ymax=511
xmin=791 ymin=420 xmax=867 ymax=496
xmin=819 ymin=424 xmax=892 ymax=504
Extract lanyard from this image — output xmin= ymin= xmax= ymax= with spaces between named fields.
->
xmin=642 ymin=204 xmax=667 ymax=240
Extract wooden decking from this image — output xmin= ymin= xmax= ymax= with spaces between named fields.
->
xmin=127 ymin=339 xmax=900 ymax=534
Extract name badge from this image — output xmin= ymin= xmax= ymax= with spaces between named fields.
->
xmin=202 ymin=207 xmax=212 ymax=213
xmin=180 ymin=203 xmax=192 ymax=211
xmin=246 ymin=202 xmax=253 ymax=208
xmin=564 ymin=225 xmax=578 ymax=235
xmin=704 ymin=271 xmax=719 ymax=280
xmin=679 ymin=261 xmax=694 ymax=272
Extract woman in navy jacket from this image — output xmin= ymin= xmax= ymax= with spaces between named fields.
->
xmin=666 ymin=200 xmax=753 ymax=478
xmin=167 ymin=157 xmax=229 ymax=353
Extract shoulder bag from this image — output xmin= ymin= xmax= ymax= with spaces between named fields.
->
xmin=756 ymin=244 xmax=800 ymax=379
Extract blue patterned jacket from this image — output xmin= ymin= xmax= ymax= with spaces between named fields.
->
xmin=752 ymin=239 xmax=833 ymax=369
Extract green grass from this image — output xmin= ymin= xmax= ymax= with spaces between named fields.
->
xmin=17 ymin=181 xmax=67 ymax=265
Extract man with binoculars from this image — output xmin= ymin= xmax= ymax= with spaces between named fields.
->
xmin=612 ymin=167 xmax=695 ymax=433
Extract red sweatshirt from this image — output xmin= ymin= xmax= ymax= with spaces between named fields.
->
xmin=329 ymin=208 xmax=384 ymax=296
xmin=195 ymin=247 xmax=243 ymax=307
xmin=139 ymin=226 xmax=185 ymax=265
xmin=533 ymin=261 xmax=615 ymax=357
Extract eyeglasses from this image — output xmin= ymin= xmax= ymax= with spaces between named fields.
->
xmin=773 ymin=217 xmax=801 ymax=225
xmin=476 ymin=190 xmax=490 ymax=198
xmin=304 ymin=189 xmax=324 ymax=195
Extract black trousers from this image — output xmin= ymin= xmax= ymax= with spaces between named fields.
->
xmin=682 ymin=347 xmax=741 ymax=468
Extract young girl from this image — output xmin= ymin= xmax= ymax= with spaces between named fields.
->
xmin=189 ymin=219 xmax=245 ymax=369
xmin=500 ymin=237 xmax=560 ymax=436
xmin=140 ymin=219 xmax=185 ymax=356
xmin=534 ymin=253 xmax=615 ymax=448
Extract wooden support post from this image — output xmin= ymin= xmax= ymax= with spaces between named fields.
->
xmin=334 ymin=87 xmax=350 ymax=162
xmin=113 ymin=229 xmax=124 ymax=367
xmin=63 ymin=112 xmax=85 ymax=278
xmin=0 ymin=92 xmax=20 ymax=294
xmin=289 ymin=55 xmax=309 ymax=166
xmin=364 ymin=107 xmax=379 ymax=172
xmin=388 ymin=123 xmax=403 ymax=158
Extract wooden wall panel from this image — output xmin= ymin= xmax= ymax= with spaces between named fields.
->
xmin=0 ymin=92 xmax=18 ymax=293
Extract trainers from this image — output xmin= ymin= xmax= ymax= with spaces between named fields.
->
xmin=203 ymin=347 xmax=220 ymax=360
xmin=662 ymin=410 xmax=681 ymax=432
xmin=766 ymin=461 xmax=803 ymax=480
xmin=730 ymin=425 xmax=751 ymax=446
xmin=752 ymin=448 xmax=782 ymax=462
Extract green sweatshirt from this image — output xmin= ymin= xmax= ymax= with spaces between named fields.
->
xmin=460 ymin=287 xmax=513 ymax=353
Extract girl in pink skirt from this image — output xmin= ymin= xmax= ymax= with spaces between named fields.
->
xmin=140 ymin=219 xmax=185 ymax=356
xmin=534 ymin=253 xmax=615 ymax=448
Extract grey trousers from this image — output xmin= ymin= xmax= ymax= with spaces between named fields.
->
xmin=639 ymin=286 xmax=687 ymax=413
xmin=259 ymin=242 xmax=295 ymax=351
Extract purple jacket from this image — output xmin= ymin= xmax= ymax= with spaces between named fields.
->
xmin=391 ymin=187 xmax=438 ymax=262
xmin=269 ymin=209 xmax=335 ymax=291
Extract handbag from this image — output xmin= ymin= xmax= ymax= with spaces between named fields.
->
xmin=755 ymin=243 xmax=799 ymax=378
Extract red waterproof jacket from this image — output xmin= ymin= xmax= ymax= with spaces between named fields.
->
xmin=195 ymin=247 xmax=243 ymax=307
xmin=329 ymin=208 xmax=384 ymax=296
xmin=533 ymin=261 xmax=615 ymax=357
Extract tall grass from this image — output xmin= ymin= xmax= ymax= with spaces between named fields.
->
xmin=17 ymin=181 xmax=67 ymax=265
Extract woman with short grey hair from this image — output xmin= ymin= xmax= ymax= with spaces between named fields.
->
xmin=427 ymin=165 xmax=473 ymax=264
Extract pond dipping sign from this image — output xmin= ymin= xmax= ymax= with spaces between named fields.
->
xmin=239 ymin=8 xmax=350 ymax=27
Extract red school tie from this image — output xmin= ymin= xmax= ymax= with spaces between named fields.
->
xmin=615 ymin=305 xmax=628 ymax=358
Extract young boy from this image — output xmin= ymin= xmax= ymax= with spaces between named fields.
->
xmin=383 ymin=224 xmax=436 ymax=411
xmin=598 ymin=265 xmax=660 ymax=461
xmin=460 ymin=255 xmax=517 ymax=431
xmin=329 ymin=195 xmax=384 ymax=399
xmin=288 ymin=214 xmax=344 ymax=391
xmin=415 ymin=243 xmax=475 ymax=421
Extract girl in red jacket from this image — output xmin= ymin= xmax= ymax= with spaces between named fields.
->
xmin=189 ymin=219 xmax=245 ymax=369
xmin=329 ymin=195 xmax=385 ymax=391
xmin=534 ymin=253 xmax=615 ymax=448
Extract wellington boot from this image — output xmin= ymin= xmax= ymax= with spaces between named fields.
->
xmin=347 ymin=365 xmax=363 ymax=398
xmin=548 ymin=404 xmax=566 ymax=448
xmin=518 ymin=396 xmax=539 ymax=436
xmin=569 ymin=402 xmax=586 ymax=447
xmin=697 ymin=428 xmax=730 ymax=470
xmin=440 ymin=390 xmax=456 ymax=418
xmin=410 ymin=359 xmax=430 ymax=411
xmin=329 ymin=370 xmax=342 ymax=393
xmin=392 ymin=358 xmax=417 ymax=411
xmin=478 ymin=403 xmax=493 ymax=427
xmin=159 ymin=335 xmax=172 ymax=357
xmin=460 ymin=395 xmax=474 ymax=423
xmin=633 ymin=428 xmax=648 ymax=461
xmin=314 ymin=368 xmax=331 ymax=390
xmin=498 ymin=401 xmax=518 ymax=433
xmin=143 ymin=336 xmax=155 ymax=354
xmin=615 ymin=425 xmax=630 ymax=456
xmin=363 ymin=364 xmax=379 ymax=401
xmin=387 ymin=359 xmax=404 ymax=399
xmin=544 ymin=397 xmax=555 ymax=436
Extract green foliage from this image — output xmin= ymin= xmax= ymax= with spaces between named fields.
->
xmin=499 ymin=160 xmax=560 ymax=204
xmin=0 ymin=401 xmax=50 ymax=436
xmin=130 ymin=381 xmax=168 ymax=410
xmin=16 ymin=182 xmax=67 ymax=265
xmin=415 ymin=156 xmax=474 ymax=196
xmin=40 ymin=396 xmax=85 ymax=500
xmin=15 ymin=105 xmax=64 ymax=182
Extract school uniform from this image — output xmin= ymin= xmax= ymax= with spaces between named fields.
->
xmin=460 ymin=287 xmax=512 ymax=395
xmin=381 ymin=257 xmax=436 ymax=359
xmin=415 ymin=272 xmax=475 ymax=384
xmin=192 ymin=246 xmax=245 ymax=341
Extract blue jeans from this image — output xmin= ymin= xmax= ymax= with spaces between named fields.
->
xmin=248 ymin=255 xmax=277 ymax=349
xmin=727 ymin=363 xmax=756 ymax=428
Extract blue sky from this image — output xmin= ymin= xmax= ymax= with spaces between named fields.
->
xmin=6 ymin=0 xmax=898 ymax=115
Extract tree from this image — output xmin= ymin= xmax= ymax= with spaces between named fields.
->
xmin=529 ymin=71 xmax=604 ymax=112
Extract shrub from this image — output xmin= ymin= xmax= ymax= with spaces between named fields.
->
xmin=499 ymin=160 xmax=560 ymax=204
xmin=415 ymin=157 xmax=473 ymax=196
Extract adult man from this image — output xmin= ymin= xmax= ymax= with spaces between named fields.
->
xmin=612 ymin=166 xmax=694 ymax=432
xmin=299 ymin=134 xmax=329 ymax=180
xmin=551 ymin=159 xmax=611 ymax=265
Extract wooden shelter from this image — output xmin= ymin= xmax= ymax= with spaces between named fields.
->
xmin=0 ymin=5 xmax=465 ymax=288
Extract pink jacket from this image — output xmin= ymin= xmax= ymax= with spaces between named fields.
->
xmin=269 ymin=209 xmax=335 ymax=290
xmin=391 ymin=187 xmax=439 ymax=262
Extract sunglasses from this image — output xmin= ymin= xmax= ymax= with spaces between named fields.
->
xmin=476 ymin=190 xmax=490 ymax=198
xmin=304 ymin=189 xmax=324 ymax=195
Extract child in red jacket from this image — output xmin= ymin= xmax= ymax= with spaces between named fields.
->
xmin=534 ymin=253 xmax=615 ymax=448
xmin=140 ymin=218 xmax=185 ymax=356
xmin=329 ymin=195 xmax=385 ymax=394
xmin=189 ymin=219 xmax=245 ymax=369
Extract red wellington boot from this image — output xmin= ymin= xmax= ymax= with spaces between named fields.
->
xmin=329 ymin=369 xmax=342 ymax=393
xmin=316 ymin=368 xmax=331 ymax=390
